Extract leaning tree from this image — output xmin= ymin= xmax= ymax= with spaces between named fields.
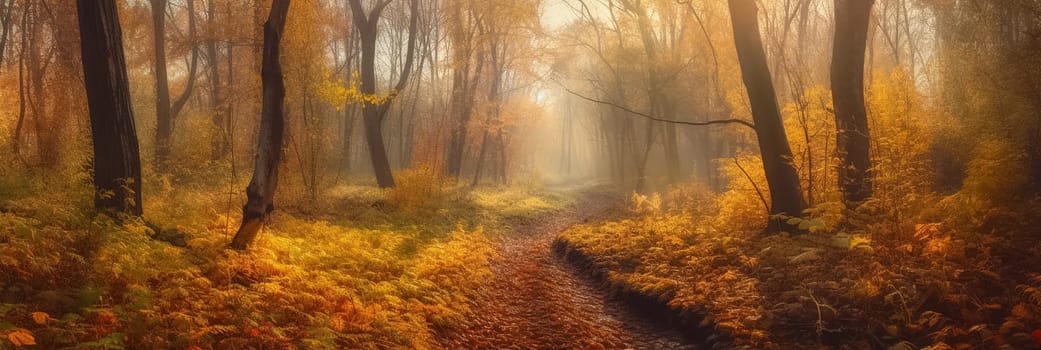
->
xmin=727 ymin=0 xmax=806 ymax=232
xmin=228 ymin=0 xmax=290 ymax=250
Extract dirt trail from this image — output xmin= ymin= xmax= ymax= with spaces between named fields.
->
xmin=438 ymin=191 xmax=697 ymax=350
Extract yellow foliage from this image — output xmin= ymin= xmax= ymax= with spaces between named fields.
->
xmin=962 ymin=138 xmax=1031 ymax=205
xmin=385 ymin=163 xmax=450 ymax=213
xmin=318 ymin=71 xmax=397 ymax=108
xmin=628 ymin=192 xmax=662 ymax=214
xmin=782 ymin=85 xmax=838 ymax=206
xmin=715 ymin=153 xmax=770 ymax=233
xmin=866 ymin=69 xmax=936 ymax=212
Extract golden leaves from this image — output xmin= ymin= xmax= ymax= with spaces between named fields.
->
xmin=318 ymin=71 xmax=396 ymax=109
xmin=628 ymin=192 xmax=662 ymax=214
xmin=5 ymin=330 xmax=35 ymax=347
xmin=30 ymin=312 xmax=49 ymax=325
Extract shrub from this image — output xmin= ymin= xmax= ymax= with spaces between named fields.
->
xmin=385 ymin=163 xmax=449 ymax=213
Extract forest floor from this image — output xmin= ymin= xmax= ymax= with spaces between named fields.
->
xmin=1 ymin=174 xmax=706 ymax=349
xmin=437 ymin=190 xmax=695 ymax=350
xmin=554 ymin=185 xmax=1041 ymax=349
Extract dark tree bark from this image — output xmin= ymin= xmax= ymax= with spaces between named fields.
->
xmin=228 ymin=0 xmax=290 ymax=251
xmin=348 ymin=0 xmax=418 ymax=188
xmin=77 ymin=0 xmax=144 ymax=216
xmin=831 ymin=0 xmax=874 ymax=207
xmin=152 ymin=0 xmax=200 ymax=171
xmin=727 ymin=0 xmax=806 ymax=231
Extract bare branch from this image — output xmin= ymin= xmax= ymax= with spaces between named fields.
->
xmin=561 ymin=85 xmax=757 ymax=130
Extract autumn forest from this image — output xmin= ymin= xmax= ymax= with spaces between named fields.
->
xmin=1 ymin=0 xmax=1040 ymax=348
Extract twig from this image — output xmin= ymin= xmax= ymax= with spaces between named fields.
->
xmin=733 ymin=157 xmax=770 ymax=215
xmin=809 ymin=291 xmax=825 ymax=341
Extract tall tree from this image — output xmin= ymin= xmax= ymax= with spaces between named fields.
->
xmin=152 ymin=0 xmax=200 ymax=171
xmin=727 ymin=0 xmax=806 ymax=231
xmin=0 ymin=0 xmax=14 ymax=67
xmin=831 ymin=0 xmax=874 ymax=207
xmin=228 ymin=0 xmax=290 ymax=251
xmin=442 ymin=0 xmax=482 ymax=179
xmin=206 ymin=0 xmax=229 ymax=160
xmin=348 ymin=0 xmax=419 ymax=188
xmin=77 ymin=0 xmax=144 ymax=216
xmin=621 ymin=0 xmax=681 ymax=183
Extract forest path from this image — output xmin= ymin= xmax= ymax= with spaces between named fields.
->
xmin=437 ymin=190 xmax=696 ymax=350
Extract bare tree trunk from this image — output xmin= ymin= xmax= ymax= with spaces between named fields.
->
xmin=624 ymin=0 xmax=680 ymax=183
xmin=727 ymin=0 xmax=806 ymax=232
xmin=0 ymin=0 xmax=14 ymax=68
xmin=445 ymin=52 xmax=485 ymax=179
xmin=152 ymin=0 xmax=172 ymax=170
xmin=77 ymin=0 xmax=143 ymax=216
xmin=152 ymin=0 xmax=199 ymax=171
xmin=495 ymin=129 xmax=507 ymax=184
xmin=228 ymin=0 xmax=290 ymax=251
xmin=342 ymin=106 xmax=357 ymax=173
xmin=207 ymin=0 xmax=229 ymax=160
xmin=349 ymin=0 xmax=418 ymax=188
xmin=831 ymin=0 xmax=874 ymax=207
xmin=471 ymin=131 xmax=489 ymax=187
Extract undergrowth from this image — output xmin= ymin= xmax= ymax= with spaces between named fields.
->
xmin=558 ymin=184 xmax=1041 ymax=349
xmin=0 ymin=171 xmax=570 ymax=349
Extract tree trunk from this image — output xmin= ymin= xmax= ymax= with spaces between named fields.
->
xmin=356 ymin=22 xmax=395 ymax=187
xmin=207 ymin=0 xmax=229 ymax=160
xmin=152 ymin=0 xmax=172 ymax=170
xmin=76 ymin=0 xmax=143 ymax=216
xmin=342 ymin=106 xmax=357 ymax=173
xmin=228 ymin=0 xmax=290 ymax=251
xmin=495 ymin=129 xmax=507 ymax=184
xmin=831 ymin=0 xmax=874 ymax=207
xmin=727 ymin=0 xmax=806 ymax=231
xmin=625 ymin=0 xmax=680 ymax=183
xmin=349 ymin=0 xmax=418 ymax=188
xmin=445 ymin=52 xmax=484 ymax=179
xmin=471 ymin=130 xmax=490 ymax=187
xmin=0 ymin=0 xmax=14 ymax=68
xmin=152 ymin=0 xmax=199 ymax=171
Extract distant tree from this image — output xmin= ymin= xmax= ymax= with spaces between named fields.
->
xmin=0 ymin=0 xmax=13 ymax=67
xmin=151 ymin=0 xmax=200 ymax=172
xmin=348 ymin=0 xmax=419 ymax=188
xmin=76 ymin=0 xmax=144 ymax=216
xmin=831 ymin=0 xmax=875 ymax=208
xmin=727 ymin=0 xmax=806 ymax=231
xmin=228 ymin=0 xmax=290 ymax=251
xmin=443 ymin=0 xmax=484 ymax=180
xmin=205 ymin=0 xmax=230 ymax=160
